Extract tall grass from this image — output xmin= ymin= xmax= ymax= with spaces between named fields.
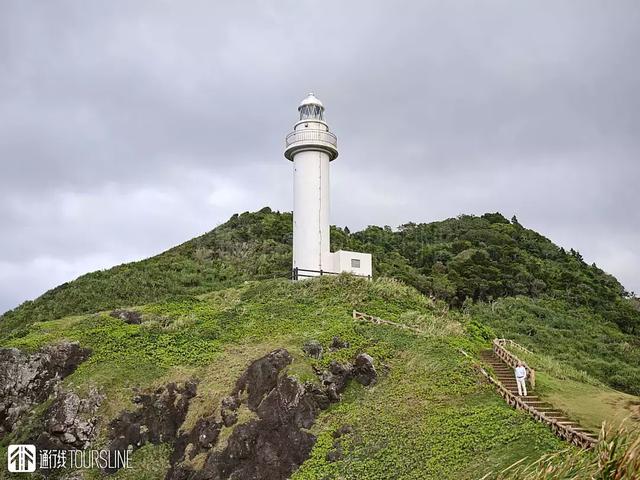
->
xmin=487 ymin=423 xmax=640 ymax=479
xmin=515 ymin=347 xmax=603 ymax=387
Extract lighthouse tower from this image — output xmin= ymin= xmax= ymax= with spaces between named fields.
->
xmin=285 ymin=93 xmax=372 ymax=279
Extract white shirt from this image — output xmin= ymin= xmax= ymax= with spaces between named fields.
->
xmin=515 ymin=366 xmax=527 ymax=379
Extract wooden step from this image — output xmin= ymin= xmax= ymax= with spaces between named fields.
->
xmin=479 ymin=345 xmax=595 ymax=448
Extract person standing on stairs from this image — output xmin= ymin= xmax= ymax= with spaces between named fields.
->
xmin=515 ymin=362 xmax=528 ymax=397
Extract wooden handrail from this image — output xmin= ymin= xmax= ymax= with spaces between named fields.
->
xmin=353 ymin=310 xmax=595 ymax=449
xmin=476 ymin=365 xmax=596 ymax=449
xmin=493 ymin=338 xmax=536 ymax=389
xmin=503 ymin=339 xmax=533 ymax=355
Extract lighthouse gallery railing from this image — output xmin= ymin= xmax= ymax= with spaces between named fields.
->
xmin=285 ymin=130 xmax=337 ymax=148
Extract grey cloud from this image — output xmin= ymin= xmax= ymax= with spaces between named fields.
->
xmin=1 ymin=0 xmax=639 ymax=312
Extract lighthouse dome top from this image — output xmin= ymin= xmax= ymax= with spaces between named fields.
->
xmin=298 ymin=92 xmax=324 ymax=108
xmin=298 ymin=92 xmax=325 ymax=121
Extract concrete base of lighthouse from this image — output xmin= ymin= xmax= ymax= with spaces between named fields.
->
xmin=292 ymin=250 xmax=372 ymax=280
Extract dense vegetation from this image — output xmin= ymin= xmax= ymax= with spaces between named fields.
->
xmin=2 ymin=208 xmax=639 ymax=394
xmin=470 ymin=298 xmax=640 ymax=395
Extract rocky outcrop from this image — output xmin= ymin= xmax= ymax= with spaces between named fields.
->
xmin=317 ymin=353 xmax=377 ymax=402
xmin=168 ymin=349 xmax=327 ymax=480
xmin=168 ymin=348 xmax=377 ymax=480
xmin=36 ymin=387 xmax=105 ymax=450
xmin=108 ymin=348 xmax=379 ymax=480
xmin=109 ymin=309 xmax=142 ymax=325
xmin=106 ymin=381 xmax=198 ymax=472
xmin=0 ymin=342 xmax=91 ymax=437
xmin=303 ymin=336 xmax=350 ymax=358
xmin=232 ymin=348 xmax=292 ymax=410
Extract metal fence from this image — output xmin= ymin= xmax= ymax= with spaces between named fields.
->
xmin=291 ymin=267 xmax=370 ymax=281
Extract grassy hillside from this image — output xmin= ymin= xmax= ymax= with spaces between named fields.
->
xmin=1 ymin=276 xmax=569 ymax=479
xmin=2 ymin=208 xmax=639 ymax=397
xmin=0 ymin=208 xmax=293 ymax=337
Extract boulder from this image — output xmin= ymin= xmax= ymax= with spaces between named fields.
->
xmin=302 ymin=340 xmax=323 ymax=359
xmin=109 ymin=309 xmax=142 ymax=324
xmin=36 ymin=387 xmax=104 ymax=450
xmin=353 ymin=353 xmax=377 ymax=386
xmin=329 ymin=336 xmax=350 ymax=351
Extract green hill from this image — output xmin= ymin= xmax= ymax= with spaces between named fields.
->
xmin=1 ymin=276 xmax=637 ymax=479
xmin=2 ymin=208 xmax=639 ymax=395
xmin=2 ymin=206 xmax=640 ymax=478
xmin=0 ymin=277 xmax=568 ymax=479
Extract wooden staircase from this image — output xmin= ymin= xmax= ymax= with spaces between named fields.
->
xmin=351 ymin=311 xmax=599 ymax=449
xmin=480 ymin=349 xmax=598 ymax=447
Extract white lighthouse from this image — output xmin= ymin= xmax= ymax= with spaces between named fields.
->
xmin=284 ymin=93 xmax=372 ymax=279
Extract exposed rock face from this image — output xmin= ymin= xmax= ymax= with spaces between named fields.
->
xmin=232 ymin=349 xmax=292 ymax=410
xmin=108 ymin=348 xmax=379 ymax=480
xmin=317 ymin=354 xmax=377 ymax=402
xmin=109 ymin=309 xmax=142 ymax=324
xmin=0 ymin=342 xmax=90 ymax=438
xmin=220 ymin=396 xmax=239 ymax=427
xmin=106 ymin=381 xmax=197 ymax=473
xmin=36 ymin=387 xmax=105 ymax=450
xmin=320 ymin=360 xmax=353 ymax=402
xmin=168 ymin=349 xmax=330 ymax=480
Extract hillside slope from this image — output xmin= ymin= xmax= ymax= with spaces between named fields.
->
xmin=2 ymin=276 xmax=571 ymax=479
xmin=2 ymin=208 xmax=639 ymax=396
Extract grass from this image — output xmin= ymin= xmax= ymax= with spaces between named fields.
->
xmin=535 ymin=373 xmax=640 ymax=431
xmin=293 ymin=340 xmax=565 ymax=480
xmin=1 ymin=276 xmax=634 ymax=478
xmin=489 ymin=424 xmax=640 ymax=479
xmin=470 ymin=296 xmax=640 ymax=395
xmin=496 ymin=341 xmax=640 ymax=433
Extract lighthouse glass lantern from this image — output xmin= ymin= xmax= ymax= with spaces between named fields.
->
xmin=284 ymin=93 xmax=373 ymax=280
xmin=299 ymin=100 xmax=324 ymax=121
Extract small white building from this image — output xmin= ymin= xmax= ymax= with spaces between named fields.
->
xmin=284 ymin=93 xmax=372 ymax=280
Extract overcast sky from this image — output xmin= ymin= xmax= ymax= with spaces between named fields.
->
xmin=1 ymin=0 xmax=639 ymax=313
